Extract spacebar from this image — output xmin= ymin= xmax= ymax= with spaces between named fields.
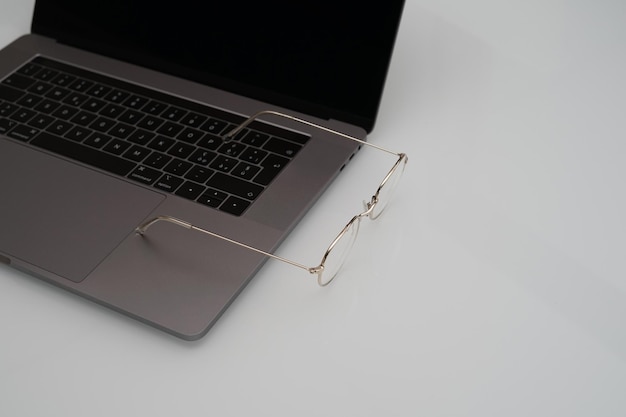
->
xmin=31 ymin=132 xmax=135 ymax=176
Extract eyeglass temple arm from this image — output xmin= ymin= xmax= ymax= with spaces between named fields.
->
xmin=135 ymin=215 xmax=322 ymax=275
xmin=223 ymin=110 xmax=403 ymax=158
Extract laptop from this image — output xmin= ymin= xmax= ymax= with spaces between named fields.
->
xmin=0 ymin=0 xmax=405 ymax=340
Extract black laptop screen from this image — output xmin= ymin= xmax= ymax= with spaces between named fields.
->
xmin=31 ymin=0 xmax=404 ymax=132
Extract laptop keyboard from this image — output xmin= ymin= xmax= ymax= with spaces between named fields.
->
xmin=0 ymin=56 xmax=309 ymax=216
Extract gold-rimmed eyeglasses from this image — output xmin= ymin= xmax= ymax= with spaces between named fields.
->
xmin=136 ymin=110 xmax=407 ymax=286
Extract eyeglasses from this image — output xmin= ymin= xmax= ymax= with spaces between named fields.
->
xmin=136 ymin=110 xmax=407 ymax=286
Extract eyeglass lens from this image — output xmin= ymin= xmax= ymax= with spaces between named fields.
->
xmin=318 ymin=217 xmax=361 ymax=286
xmin=319 ymin=155 xmax=407 ymax=285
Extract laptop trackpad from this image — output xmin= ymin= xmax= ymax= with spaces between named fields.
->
xmin=0 ymin=140 xmax=164 ymax=283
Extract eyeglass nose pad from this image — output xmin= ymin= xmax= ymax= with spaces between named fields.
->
xmin=362 ymin=196 xmax=378 ymax=214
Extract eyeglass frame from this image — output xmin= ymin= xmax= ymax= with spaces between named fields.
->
xmin=135 ymin=110 xmax=407 ymax=286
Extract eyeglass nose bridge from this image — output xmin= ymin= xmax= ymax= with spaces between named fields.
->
xmin=362 ymin=195 xmax=379 ymax=217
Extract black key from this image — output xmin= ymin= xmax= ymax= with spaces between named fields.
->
xmin=232 ymin=162 xmax=260 ymax=181
xmin=86 ymin=84 xmax=111 ymax=98
xmin=180 ymin=112 xmax=207 ymax=128
xmin=220 ymin=196 xmax=251 ymax=216
xmin=2 ymin=73 xmax=35 ymax=89
xmin=161 ymin=106 xmax=186 ymax=121
xmin=69 ymin=78 xmax=94 ymax=92
xmin=123 ymin=95 xmax=149 ymax=109
xmin=7 ymin=124 xmax=39 ymax=142
xmin=0 ymin=102 xmax=19 ymax=117
xmin=45 ymin=86 xmax=71 ymax=101
xmin=28 ymin=114 xmax=55 ymax=129
xmin=263 ymin=137 xmax=302 ymax=158
xmin=51 ymin=73 xmax=76 ymax=87
xmin=189 ymin=149 xmax=217 ymax=165
xmin=164 ymin=158 xmax=192 ymax=176
xmin=28 ymin=81 xmax=53 ymax=95
xmin=63 ymin=92 xmax=89 ymax=107
xmin=109 ymin=122 xmax=135 ymax=139
xmin=200 ymin=118 xmax=228 ymax=134
xmin=142 ymin=100 xmax=168 ymax=115
xmin=32 ymin=68 xmax=58 ymax=81
xmin=156 ymin=121 xmax=184 ymax=137
xmin=207 ymin=172 xmax=264 ymax=201
xmin=197 ymin=134 xmax=222 ymax=150
xmin=137 ymin=115 xmax=163 ymax=130
xmin=123 ymin=145 xmax=151 ymax=162
xmin=127 ymin=129 xmax=155 ymax=146
xmin=106 ymin=89 xmax=129 ymax=104
xmin=203 ymin=188 xmax=228 ymax=202
xmin=255 ymin=124 xmax=309 ymax=145
xmin=100 ymin=103 xmax=125 ymax=118
xmin=154 ymin=174 xmax=184 ymax=193
xmin=175 ymin=181 xmax=206 ymax=200
xmin=34 ymin=99 xmax=60 ymax=114
xmin=16 ymin=94 xmax=43 ymax=108
xmin=0 ymin=85 xmax=24 ymax=102
xmin=241 ymin=131 xmax=269 ymax=147
xmin=168 ymin=142 xmax=195 ymax=158
xmin=31 ymin=132 xmax=135 ymax=176
xmin=103 ymin=139 xmax=131 ymax=155
xmin=65 ymin=125 xmax=91 ymax=142
xmin=147 ymin=135 xmax=174 ymax=152
xmin=185 ymin=166 xmax=213 ymax=183
xmin=144 ymin=151 xmax=171 ymax=169
xmin=81 ymin=97 xmax=107 ymax=113
xmin=255 ymin=154 xmax=289 ymax=185
xmin=118 ymin=109 xmax=143 ymax=124
xmin=10 ymin=108 xmax=36 ymax=123
xmin=197 ymin=193 xmax=223 ymax=208
xmin=197 ymin=189 xmax=227 ymax=207
xmin=177 ymin=127 xmax=204 ymax=144
xmin=46 ymin=120 xmax=73 ymax=136
xmin=128 ymin=165 xmax=161 ymax=185
xmin=51 ymin=105 xmax=78 ymax=120
xmin=0 ymin=118 xmax=18 ymax=134
xmin=90 ymin=116 xmax=117 ymax=132
xmin=17 ymin=62 xmax=42 ymax=76
xmin=84 ymin=132 xmax=111 ymax=148
xmin=218 ymin=141 xmax=246 ymax=157
xmin=240 ymin=147 xmax=268 ymax=164
xmin=210 ymin=155 xmax=238 ymax=173
xmin=71 ymin=111 xmax=98 ymax=126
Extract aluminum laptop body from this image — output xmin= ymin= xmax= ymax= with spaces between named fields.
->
xmin=0 ymin=0 xmax=405 ymax=340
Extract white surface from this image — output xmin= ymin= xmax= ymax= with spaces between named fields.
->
xmin=2 ymin=1 xmax=626 ymax=416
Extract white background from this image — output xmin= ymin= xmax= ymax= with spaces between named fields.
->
xmin=2 ymin=0 xmax=626 ymax=415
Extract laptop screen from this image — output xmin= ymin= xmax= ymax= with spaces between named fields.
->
xmin=31 ymin=0 xmax=404 ymax=132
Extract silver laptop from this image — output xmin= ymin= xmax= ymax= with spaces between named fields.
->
xmin=0 ymin=0 xmax=405 ymax=340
